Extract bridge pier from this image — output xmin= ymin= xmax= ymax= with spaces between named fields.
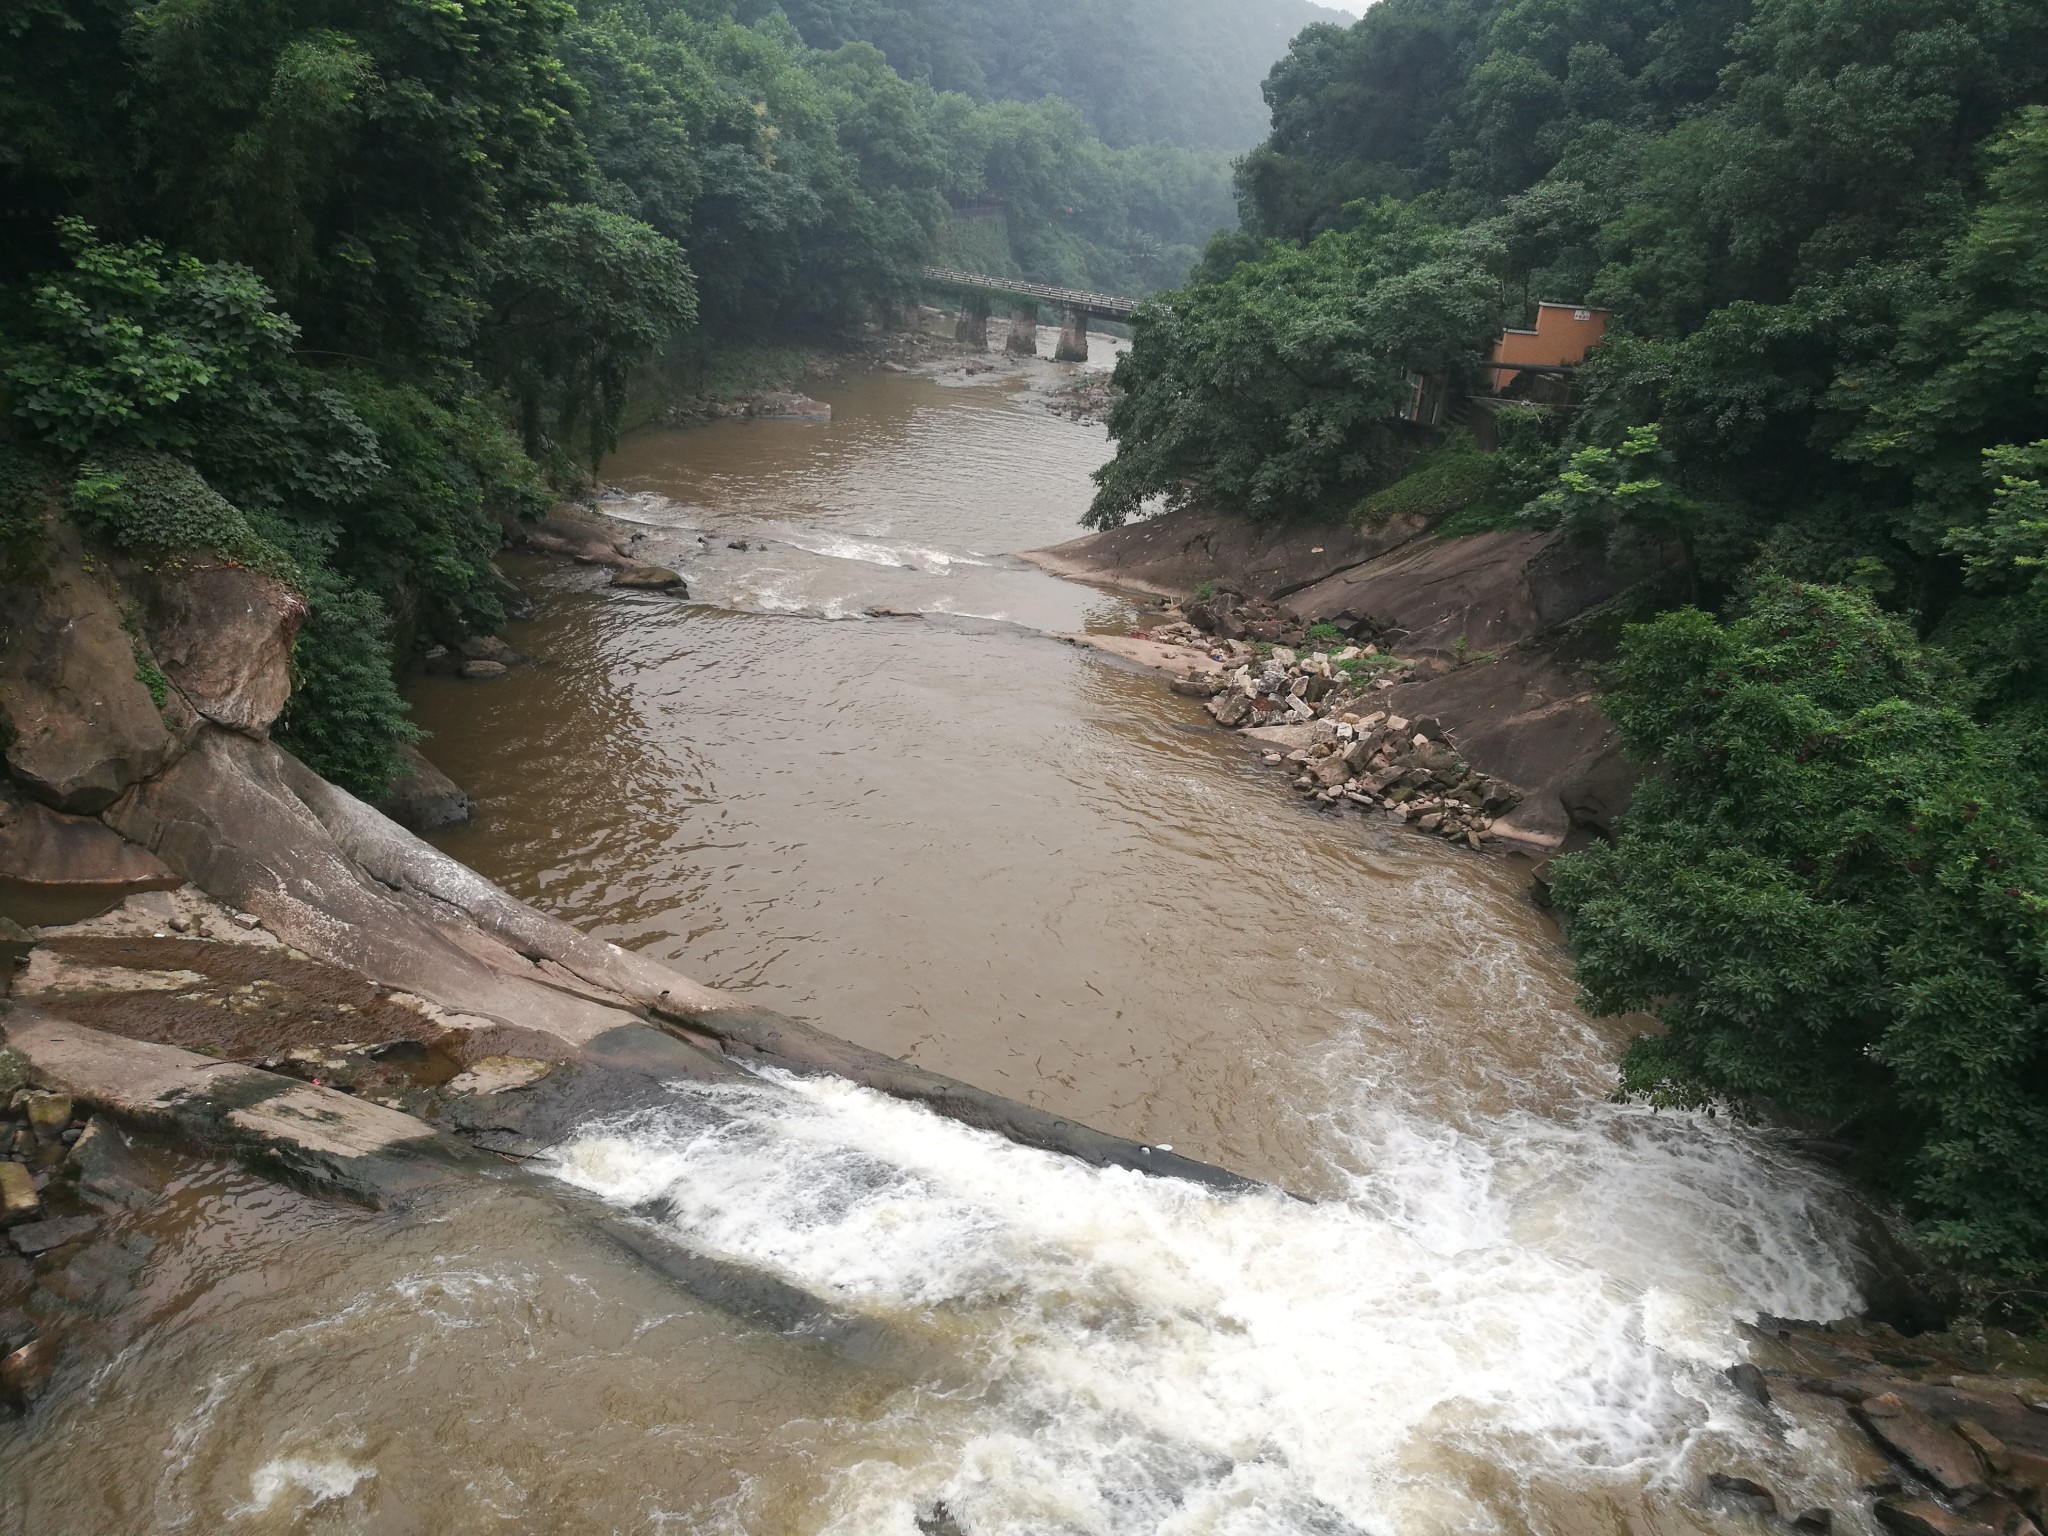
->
xmin=1055 ymin=305 xmax=1089 ymax=363
xmin=1006 ymin=305 xmax=1040 ymax=357
xmin=954 ymin=294 xmax=990 ymax=350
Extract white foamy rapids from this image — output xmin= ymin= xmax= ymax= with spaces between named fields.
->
xmin=774 ymin=529 xmax=1007 ymax=573
xmin=240 ymin=1456 xmax=375 ymax=1515
xmin=547 ymin=1071 xmax=1869 ymax=1536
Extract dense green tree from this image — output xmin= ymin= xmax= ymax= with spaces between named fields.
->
xmin=0 ymin=0 xmax=1256 ymax=797
xmin=1089 ymin=205 xmax=1498 ymax=527
xmin=1550 ymin=578 xmax=2048 ymax=1285
xmin=480 ymin=203 xmax=697 ymax=467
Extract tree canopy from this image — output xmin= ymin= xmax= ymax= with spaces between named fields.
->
xmin=0 ymin=0 xmax=1255 ymax=794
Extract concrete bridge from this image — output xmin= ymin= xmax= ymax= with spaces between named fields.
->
xmin=919 ymin=266 xmax=1140 ymax=362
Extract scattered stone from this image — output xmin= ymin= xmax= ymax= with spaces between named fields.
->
xmin=459 ymin=659 xmax=508 ymax=680
xmin=23 ymin=1094 xmax=71 ymax=1141
xmin=1207 ymin=692 xmax=1256 ymax=728
xmin=456 ymin=635 xmax=522 ymax=666
xmin=0 ymin=1333 xmax=59 ymax=1412
xmin=915 ymin=1501 xmax=965 ymax=1536
xmin=1707 ymin=1473 xmax=1778 ymax=1516
xmin=1858 ymin=1393 xmax=1989 ymax=1496
xmin=609 ymin=564 xmax=687 ymax=592
xmin=727 ymin=539 xmax=750 ymax=551
xmin=65 ymin=1117 xmax=158 ymax=1210
xmin=231 ymin=911 xmax=262 ymax=930
xmin=750 ymin=390 xmax=831 ymax=421
xmin=0 ymin=1164 xmax=38 ymax=1228
xmin=8 ymin=1214 xmax=97 ymax=1257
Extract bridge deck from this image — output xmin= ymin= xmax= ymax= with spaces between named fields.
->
xmin=921 ymin=266 xmax=1139 ymax=320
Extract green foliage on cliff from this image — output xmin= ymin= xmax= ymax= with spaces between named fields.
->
xmin=1081 ymin=0 xmax=2048 ymax=1286
xmin=1550 ymin=579 xmax=2048 ymax=1287
xmin=272 ymin=559 xmax=422 ymax=798
xmin=68 ymin=451 xmax=291 ymax=575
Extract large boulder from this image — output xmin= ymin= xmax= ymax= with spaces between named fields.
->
xmin=0 ymin=778 xmax=180 ymax=926
xmin=138 ymin=562 xmax=305 ymax=737
xmin=372 ymin=742 xmax=474 ymax=834
xmin=515 ymin=505 xmax=634 ymax=567
xmin=0 ymin=524 xmax=196 ymax=814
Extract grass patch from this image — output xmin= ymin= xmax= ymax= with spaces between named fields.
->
xmin=1354 ymin=428 xmax=1532 ymax=536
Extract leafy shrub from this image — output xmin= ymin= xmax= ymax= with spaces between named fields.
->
xmin=331 ymin=378 xmax=544 ymax=642
xmin=1550 ymin=578 xmax=2048 ymax=1291
xmin=1356 ymin=430 xmax=1503 ymax=528
xmin=271 ymin=560 xmax=419 ymax=798
xmin=1 ymin=220 xmax=295 ymax=454
xmin=68 ymin=449 xmax=291 ymax=573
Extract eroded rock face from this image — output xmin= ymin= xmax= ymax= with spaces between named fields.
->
xmin=1287 ymin=528 xmax=1650 ymax=660
xmin=0 ymin=777 xmax=181 ymax=925
xmin=138 ymin=562 xmax=305 ymax=737
xmin=1023 ymin=501 xmax=1426 ymax=601
xmin=0 ymin=526 xmax=195 ymax=813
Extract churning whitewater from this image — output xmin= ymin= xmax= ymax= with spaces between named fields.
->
xmin=550 ymin=1048 xmax=1868 ymax=1536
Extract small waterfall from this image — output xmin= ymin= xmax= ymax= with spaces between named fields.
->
xmin=548 ymin=1065 xmax=1870 ymax=1536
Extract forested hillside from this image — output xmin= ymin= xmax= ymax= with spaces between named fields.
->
xmin=1094 ymin=0 xmax=2048 ymax=1300
xmin=0 ymin=0 xmax=1245 ymax=806
xmin=774 ymin=0 xmax=1345 ymax=151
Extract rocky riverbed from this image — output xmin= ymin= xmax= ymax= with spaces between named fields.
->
xmin=1067 ymin=615 xmax=1528 ymax=852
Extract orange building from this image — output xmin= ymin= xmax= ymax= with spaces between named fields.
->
xmin=1484 ymin=302 xmax=1610 ymax=395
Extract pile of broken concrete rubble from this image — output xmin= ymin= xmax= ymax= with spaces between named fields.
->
xmin=1256 ymin=708 xmax=1519 ymax=849
xmin=1157 ymin=630 xmax=1513 ymax=848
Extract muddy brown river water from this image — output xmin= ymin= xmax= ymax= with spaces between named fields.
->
xmin=2 ymin=357 xmax=1893 ymax=1534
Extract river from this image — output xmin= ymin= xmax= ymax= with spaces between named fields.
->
xmin=1 ymin=354 xmax=1888 ymax=1534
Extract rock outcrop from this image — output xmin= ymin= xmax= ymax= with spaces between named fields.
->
xmin=372 ymin=742 xmax=474 ymax=833
xmin=0 ymin=523 xmax=197 ymax=814
xmin=136 ymin=562 xmax=305 ymax=736
xmin=1285 ymin=527 xmax=1639 ymax=660
xmin=1030 ymin=505 xmax=1674 ymax=846
xmin=0 ymin=778 xmax=181 ymax=926
xmin=514 ymin=504 xmax=638 ymax=567
xmin=1023 ymin=501 xmax=1427 ymax=602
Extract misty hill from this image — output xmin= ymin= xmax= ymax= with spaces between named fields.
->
xmin=772 ymin=0 xmax=1347 ymax=151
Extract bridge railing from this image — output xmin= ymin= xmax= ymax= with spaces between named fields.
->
xmin=919 ymin=266 xmax=1140 ymax=320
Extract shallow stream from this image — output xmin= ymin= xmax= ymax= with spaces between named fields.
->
xmin=1 ymin=350 xmax=1889 ymax=1534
